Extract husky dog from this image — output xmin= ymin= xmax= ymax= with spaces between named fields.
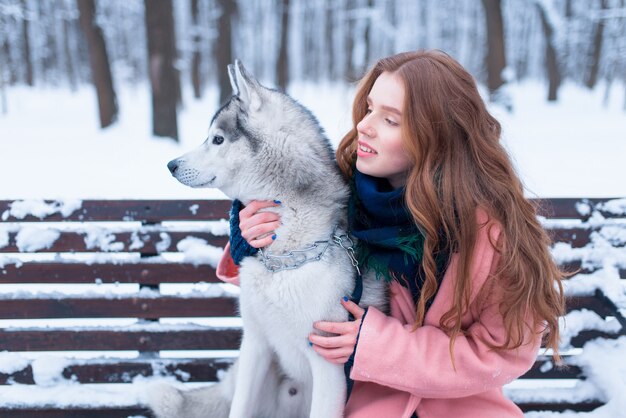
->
xmin=152 ymin=61 xmax=387 ymax=418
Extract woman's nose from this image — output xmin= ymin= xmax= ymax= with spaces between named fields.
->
xmin=357 ymin=116 xmax=374 ymax=138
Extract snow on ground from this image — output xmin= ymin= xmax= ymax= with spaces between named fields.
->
xmin=0 ymin=80 xmax=624 ymax=199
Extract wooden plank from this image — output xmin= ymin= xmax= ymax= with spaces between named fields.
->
xmin=0 ymin=365 xmax=35 ymax=384
xmin=0 ymin=408 xmax=154 ymax=418
xmin=0 ymin=358 xmax=234 ymax=385
xmin=2 ymin=226 xmax=613 ymax=253
xmin=533 ymin=197 xmax=625 ymax=220
xmin=0 ymin=328 xmax=241 ymax=351
xmin=565 ymin=295 xmax=619 ymax=317
xmin=0 ymin=294 xmax=606 ymax=320
xmin=0 ymin=296 xmax=238 ymax=319
xmin=518 ymin=400 xmax=603 ymax=412
xmin=0 ymin=263 xmax=220 ymax=284
xmin=570 ymin=330 xmax=623 ymax=348
xmin=520 ymin=359 xmax=583 ymax=379
xmin=547 ymin=228 xmax=593 ymax=248
xmin=0 ymin=401 xmax=604 ymax=416
xmin=0 ymin=262 xmax=622 ymax=286
xmin=1 ymin=231 xmax=228 ymax=253
xmin=0 ymin=199 xmax=231 ymax=222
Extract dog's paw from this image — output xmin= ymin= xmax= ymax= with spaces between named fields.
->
xmin=144 ymin=381 xmax=185 ymax=418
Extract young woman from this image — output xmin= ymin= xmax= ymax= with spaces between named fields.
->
xmin=219 ymin=50 xmax=565 ymax=417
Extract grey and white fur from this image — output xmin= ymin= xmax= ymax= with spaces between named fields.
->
xmin=150 ymin=61 xmax=387 ymax=418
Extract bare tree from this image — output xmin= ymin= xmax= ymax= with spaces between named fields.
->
xmin=21 ymin=0 xmax=34 ymax=86
xmin=276 ymin=0 xmax=289 ymax=91
xmin=585 ymin=0 xmax=608 ymax=89
xmin=481 ymin=0 xmax=506 ymax=98
xmin=61 ymin=1 xmax=78 ymax=91
xmin=215 ymin=0 xmax=237 ymax=105
xmin=190 ymin=0 xmax=202 ymax=98
xmin=145 ymin=0 xmax=179 ymax=141
xmin=77 ymin=0 xmax=118 ymax=128
xmin=536 ymin=0 xmax=561 ymax=101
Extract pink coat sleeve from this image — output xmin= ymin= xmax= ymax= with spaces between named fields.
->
xmin=216 ymin=242 xmax=241 ymax=286
xmin=349 ymin=221 xmax=542 ymax=399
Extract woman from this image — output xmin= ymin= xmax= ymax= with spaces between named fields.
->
xmin=219 ymin=50 xmax=565 ymax=417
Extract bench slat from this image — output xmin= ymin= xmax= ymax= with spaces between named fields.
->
xmin=518 ymin=400 xmax=604 ymax=412
xmin=0 ymin=296 xmax=238 ymax=319
xmin=0 ymin=356 xmax=584 ymax=385
xmin=2 ymin=261 xmax=619 ymax=287
xmin=0 ymin=263 xmax=220 ymax=284
xmin=536 ymin=197 xmax=625 ymax=219
xmin=0 ymin=358 xmax=234 ymax=385
xmin=0 ymin=329 xmax=241 ymax=351
xmin=0 ymin=295 xmax=602 ymax=320
xmin=0 ymin=200 xmax=231 ymax=222
xmin=0 ymin=408 xmax=154 ymax=418
xmin=3 ymin=228 xmax=616 ymax=253
xmin=0 ymin=401 xmax=605 ymax=416
xmin=1 ymin=231 xmax=228 ymax=253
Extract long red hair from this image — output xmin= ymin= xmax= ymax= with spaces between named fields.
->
xmin=336 ymin=50 xmax=565 ymax=362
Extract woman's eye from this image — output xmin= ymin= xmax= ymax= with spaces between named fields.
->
xmin=366 ymin=108 xmax=373 ymax=114
xmin=212 ymin=135 xmax=224 ymax=145
xmin=385 ymin=118 xmax=399 ymax=127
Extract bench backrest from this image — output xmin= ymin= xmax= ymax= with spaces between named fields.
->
xmin=0 ymin=198 xmax=624 ymax=416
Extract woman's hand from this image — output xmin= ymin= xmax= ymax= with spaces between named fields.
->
xmin=309 ymin=298 xmax=366 ymax=364
xmin=239 ymin=200 xmax=281 ymax=248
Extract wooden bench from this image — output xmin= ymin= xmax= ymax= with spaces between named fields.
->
xmin=0 ymin=198 xmax=624 ymax=417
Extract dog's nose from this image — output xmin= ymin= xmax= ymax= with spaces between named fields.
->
xmin=167 ymin=160 xmax=179 ymax=175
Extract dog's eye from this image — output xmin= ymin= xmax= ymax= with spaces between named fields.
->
xmin=212 ymin=135 xmax=224 ymax=145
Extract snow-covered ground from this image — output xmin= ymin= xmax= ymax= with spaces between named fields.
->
xmin=0 ymin=80 xmax=624 ymax=199
xmin=0 ymin=81 xmax=625 ymax=416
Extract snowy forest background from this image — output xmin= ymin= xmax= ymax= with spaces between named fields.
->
xmin=0 ymin=0 xmax=625 ymax=142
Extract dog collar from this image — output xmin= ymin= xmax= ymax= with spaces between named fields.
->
xmin=258 ymin=228 xmax=360 ymax=274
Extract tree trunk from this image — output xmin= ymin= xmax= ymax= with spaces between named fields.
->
xmin=214 ymin=0 xmax=237 ymax=105
xmin=481 ymin=0 xmax=506 ymax=97
xmin=21 ymin=0 xmax=34 ymax=86
xmin=363 ymin=0 xmax=373 ymax=71
xmin=344 ymin=0 xmax=356 ymax=81
xmin=0 ymin=49 xmax=7 ymax=114
xmin=276 ymin=0 xmax=289 ymax=91
xmin=585 ymin=0 xmax=608 ymax=89
xmin=145 ymin=0 xmax=179 ymax=141
xmin=62 ymin=4 xmax=78 ymax=91
xmin=536 ymin=3 xmax=561 ymax=101
xmin=77 ymin=0 xmax=118 ymax=128
xmin=190 ymin=0 xmax=202 ymax=99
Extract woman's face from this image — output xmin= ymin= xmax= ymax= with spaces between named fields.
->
xmin=356 ymin=71 xmax=412 ymax=188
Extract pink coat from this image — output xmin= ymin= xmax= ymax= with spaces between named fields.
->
xmin=216 ymin=211 xmax=541 ymax=418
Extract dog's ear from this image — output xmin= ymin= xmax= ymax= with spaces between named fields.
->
xmin=229 ymin=60 xmax=262 ymax=112
xmin=227 ymin=63 xmax=239 ymax=96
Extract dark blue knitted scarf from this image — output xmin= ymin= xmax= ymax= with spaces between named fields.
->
xmin=349 ymin=169 xmax=449 ymax=304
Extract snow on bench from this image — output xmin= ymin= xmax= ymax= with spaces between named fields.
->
xmin=0 ymin=198 xmax=625 ymax=418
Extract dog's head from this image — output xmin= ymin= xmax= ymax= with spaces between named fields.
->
xmin=167 ymin=61 xmax=267 ymax=197
xmin=168 ymin=60 xmax=339 ymax=201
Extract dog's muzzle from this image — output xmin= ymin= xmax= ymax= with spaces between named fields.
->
xmin=167 ymin=160 xmax=179 ymax=175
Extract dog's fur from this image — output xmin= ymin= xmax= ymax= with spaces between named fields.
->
xmin=151 ymin=62 xmax=387 ymax=418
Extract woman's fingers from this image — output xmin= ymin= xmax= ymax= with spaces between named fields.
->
xmin=242 ymin=221 xmax=281 ymax=243
xmin=238 ymin=200 xmax=282 ymax=247
xmin=309 ymin=333 xmax=355 ymax=349
xmin=313 ymin=319 xmax=358 ymax=335
xmin=239 ymin=200 xmax=280 ymax=222
xmin=248 ymin=232 xmax=277 ymax=249
xmin=240 ymin=211 xmax=280 ymax=231
xmin=309 ymin=344 xmax=354 ymax=363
